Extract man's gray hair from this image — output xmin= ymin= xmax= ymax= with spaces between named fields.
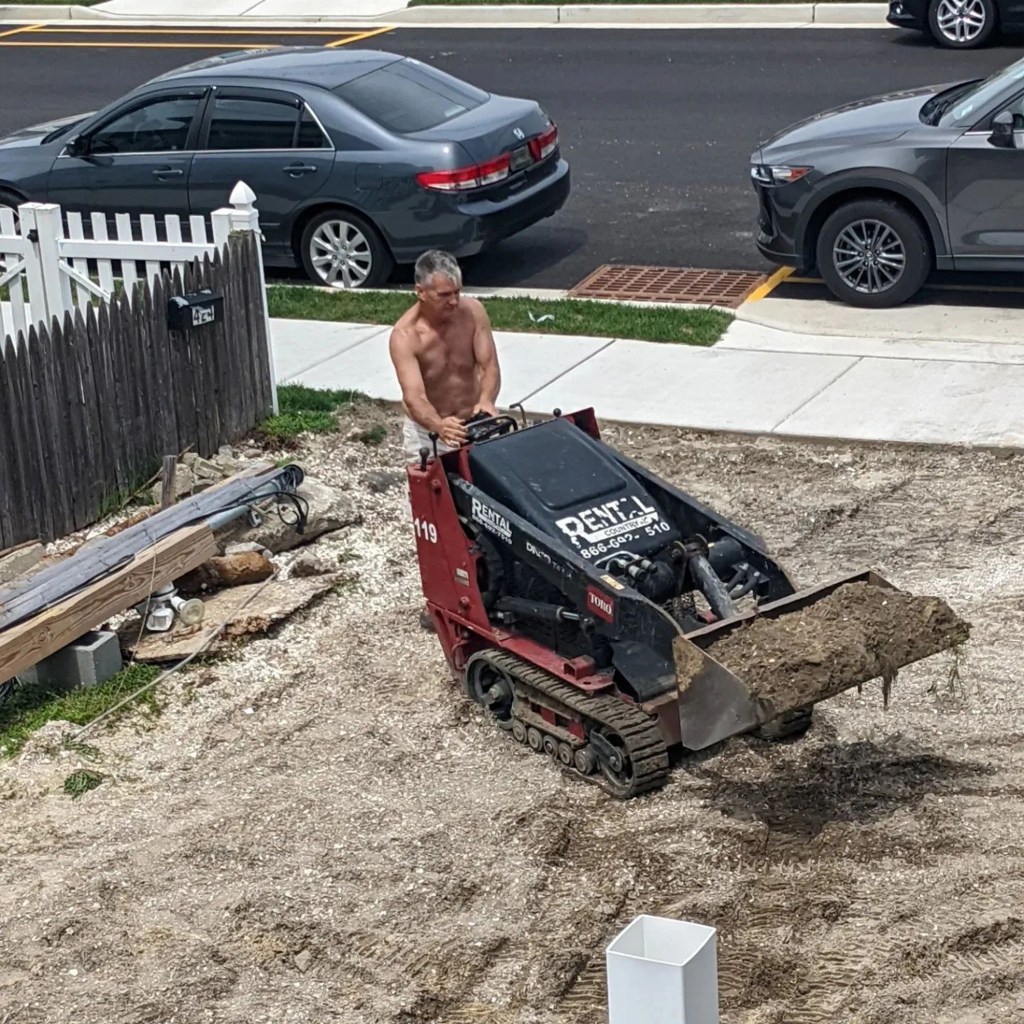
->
xmin=415 ymin=249 xmax=462 ymax=289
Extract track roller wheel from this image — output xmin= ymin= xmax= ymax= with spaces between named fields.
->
xmin=574 ymin=745 xmax=597 ymax=775
xmin=527 ymin=726 xmax=543 ymax=751
xmin=542 ymin=734 xmax=559 ymax=758
xmin=512 ymin=719 xmax=527 ymax=744
xmin=557 ymin=742 xmax=574 ymax=767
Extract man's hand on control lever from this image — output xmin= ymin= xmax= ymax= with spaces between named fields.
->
xmin=437 ymin=415 xmax=469 ymax=448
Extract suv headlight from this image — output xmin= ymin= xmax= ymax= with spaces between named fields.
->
xmin=751 ymin=164 xmax=813 ymax=185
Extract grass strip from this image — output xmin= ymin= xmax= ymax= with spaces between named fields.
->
xmin=257 ymin=383 xmax=368 ymax=443
xmin=0 ymin=663 xmax=161 ymax=759
xmin=267 ymin=285 xmax=732 ymax=347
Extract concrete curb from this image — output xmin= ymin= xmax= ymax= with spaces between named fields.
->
xmin=0 ymin=4 xmax=112 ymax=17
xmin=0 ymin=3 xmax=892 ymax=27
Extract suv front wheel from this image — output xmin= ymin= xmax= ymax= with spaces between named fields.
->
xmin=816 ymin=198 xmax=931 ymax=309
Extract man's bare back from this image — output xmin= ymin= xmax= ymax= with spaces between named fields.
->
xmin=389 ymin=251 xmax=501 ymax=454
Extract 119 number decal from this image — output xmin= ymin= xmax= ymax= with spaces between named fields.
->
xmin=414 ymin=517 xmax=438 ymax=543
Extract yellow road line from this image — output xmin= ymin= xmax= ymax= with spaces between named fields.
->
xmin=24 ymin=27 xmax=352 ymax=35
xmin=0 ymin=41 xmax=288 ymax=48
xmin=744 ymin=265 xmax=795 ymax=303
xmin=0 ymin=22 xmax=43 ymax=39
xmin=327 ymin=25 xmax=394 ymax=47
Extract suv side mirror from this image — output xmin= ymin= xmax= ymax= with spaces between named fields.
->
xmin=989 ymin=110 xmax=1024 ymax=149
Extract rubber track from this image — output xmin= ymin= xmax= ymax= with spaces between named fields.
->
xmin=479 ymin=649 xmax=670 ymax=799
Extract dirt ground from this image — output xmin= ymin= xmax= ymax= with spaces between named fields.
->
xmin=3 ymin=402 xmax=1024 ymax=1024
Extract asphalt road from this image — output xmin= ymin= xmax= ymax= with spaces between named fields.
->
xmin=0 ymin=26 xmax=1020 ymax=288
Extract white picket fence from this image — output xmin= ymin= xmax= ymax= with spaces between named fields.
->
xmin=0 ymin=180 xmax=271 ymax=349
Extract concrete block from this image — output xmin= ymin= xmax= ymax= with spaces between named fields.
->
xmin=18 ymin=630 xmax=123 ymax=691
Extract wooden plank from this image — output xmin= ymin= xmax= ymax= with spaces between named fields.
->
xmin=86 ymin=302 xmax=121 ymax=506
xmin=0 ymin=524 xmax=220 ymax=685
xmin=72 ymin=306 xmax=105 ymax=527
xmin=40 ymin=316 xmax=74 ymax=539
xmin=224 ymin=238 xmax=250 ymax=442
xmin=149 ymin=274 xmax=179 ymax=456
xmin=244 ymin=232 xmax=274 ymax=419
xmin=0 ymin=338 xmax=20 ymax=549
xmin=160 ymin=455 xmax=177 ymax=510
xmin=23 ymin=324 xmax=59 ymax=542
xmin=59 ymin=311 xmax=92 ymax=534
xmin=167 ymin=265 xmax=198 ymax=456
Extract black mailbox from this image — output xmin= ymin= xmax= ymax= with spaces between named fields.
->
xmin=168 ymin=289 xmax=224 ymax=331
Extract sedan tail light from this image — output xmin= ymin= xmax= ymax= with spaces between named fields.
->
xmin=416 ymin=154 xmax=511 ymax=192
xmin=529 ymin=124 xmax=558 ymax=161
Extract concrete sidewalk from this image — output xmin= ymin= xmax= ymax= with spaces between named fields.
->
xmin=0 ymin=0 xmax=893 ymax=26
xmin=270 ymin=303 xmax=1024 ymax=448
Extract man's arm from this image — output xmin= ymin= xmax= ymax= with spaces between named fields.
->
xmin=388 ymin=327 xmax=467 ymax=447
xmin=469 ymin=300 xmax=501 ymax=416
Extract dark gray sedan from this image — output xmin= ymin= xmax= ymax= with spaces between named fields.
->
xmin=0 ymin=47 xmax=570 ymax=288
xmin=751 ymin=57 xmax=1024 ymax=307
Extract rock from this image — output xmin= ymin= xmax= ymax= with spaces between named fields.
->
xmin=291 ymin=554 xmax=328 ymax=578
xmin=224 ymin=542 xmax=271 ymax=557
xmin=218 ymin=478 xmax=361 ymax=554
xmin=361 ymin=470 xmax=405 ymax=495
xmin=0 ymin=541 xmax=45 ymax=584
xmin=218 ymin=446 xmax=235 ymax=459
xmin=192 ymin=458 xmax=223 ymax=481
xmin=242 ymin=448 xmax=263 ymax=459
xmin=294 ymin=949 xmax=312 ymax=973
xmin=177 ymin=552 xmax=275 ymax=594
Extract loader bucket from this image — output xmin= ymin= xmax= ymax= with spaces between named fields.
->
xmin=672 ymin=570 xmax=970 ymax=751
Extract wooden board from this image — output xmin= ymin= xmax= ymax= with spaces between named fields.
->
xmin=0 ymin=524 xmax=219 ymax=685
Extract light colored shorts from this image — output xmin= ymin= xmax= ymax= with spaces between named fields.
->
xmin=403 ymin=417 xmax=456 ymax=463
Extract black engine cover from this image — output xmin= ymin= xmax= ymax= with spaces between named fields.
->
xmin=467 ymin=417 xmax=680 ymax=562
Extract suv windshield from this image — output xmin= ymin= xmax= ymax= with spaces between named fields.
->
xmin=333 ymin=59 xmax=488 ymax=134
xmin=939 ymin=56 xmax=1024 ymax=126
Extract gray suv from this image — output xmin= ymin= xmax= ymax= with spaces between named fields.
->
xmin=751 ymin=57 xmax=1024 ymax=307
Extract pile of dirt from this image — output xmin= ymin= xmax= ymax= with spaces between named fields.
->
xmin=706 ymin=581 xmax=970 ymax=714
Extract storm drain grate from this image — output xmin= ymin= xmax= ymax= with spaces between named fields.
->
xmin=568 ymin=265 xmax=767 ymax=308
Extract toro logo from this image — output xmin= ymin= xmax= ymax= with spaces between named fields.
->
xmin=586 ymin=587 xmax=616 ymax=623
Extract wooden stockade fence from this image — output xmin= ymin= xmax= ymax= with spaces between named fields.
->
xmin=0 ymin=231 xmax=274 ymax=549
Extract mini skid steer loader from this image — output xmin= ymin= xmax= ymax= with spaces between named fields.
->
xmin=406 ymin=408 xmax=966 ymax=799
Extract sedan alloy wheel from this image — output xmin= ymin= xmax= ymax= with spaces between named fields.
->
xmin=298 ymin=209 xmax=394 ymax=290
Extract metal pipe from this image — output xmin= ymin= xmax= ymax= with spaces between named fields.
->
xmin=688 ymin=552 xmax=739 ymax=621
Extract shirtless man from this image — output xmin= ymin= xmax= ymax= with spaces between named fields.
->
xmin=388 ymin=250 xmax=501 ymax=463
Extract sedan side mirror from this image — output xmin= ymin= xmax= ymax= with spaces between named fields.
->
xmin=64 ymin=135 xmax=88 ymax=158
xmin=989 ymin=110 xmax=1024 ymax=149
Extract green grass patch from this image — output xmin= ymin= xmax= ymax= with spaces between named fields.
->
xmin=0 ymin=663 xmax=162 ymax=760
xmin=267 ymin=286 xmax=731 ymax=347
xmin=257 ymin=383 xmax=367 ymax=443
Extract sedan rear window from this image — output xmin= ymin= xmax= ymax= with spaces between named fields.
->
xmin=333 ymin=60 xmax=488 ymax=134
